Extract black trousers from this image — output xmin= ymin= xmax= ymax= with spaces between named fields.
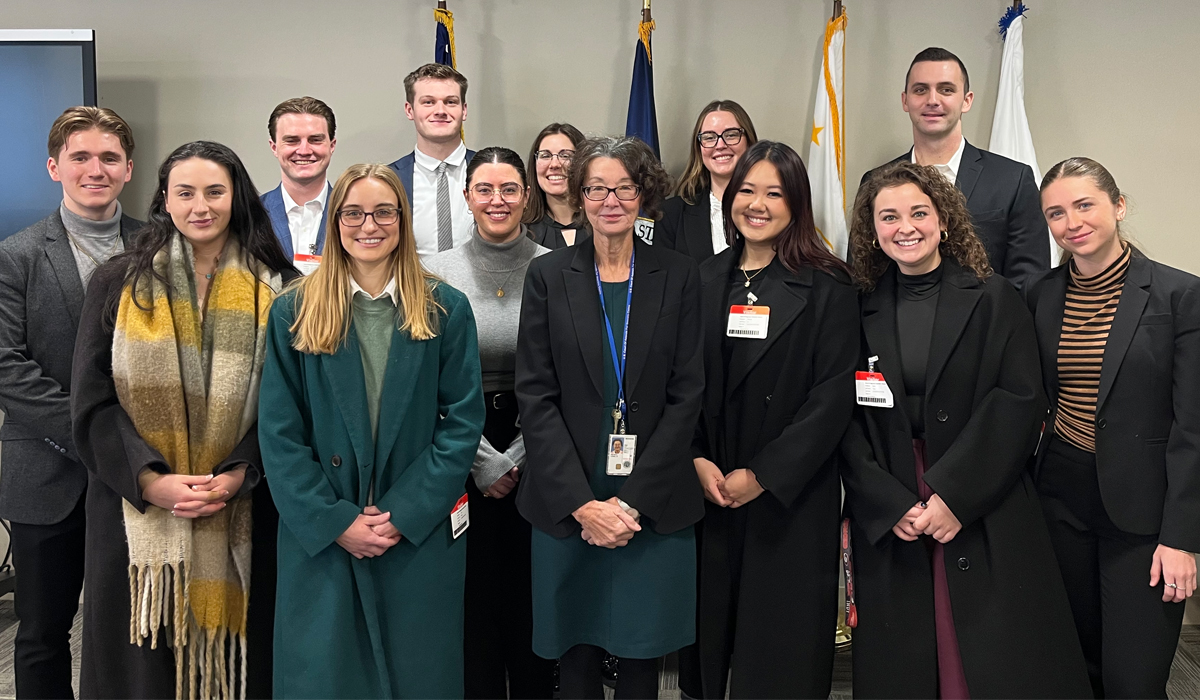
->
xmin=1038 ymin=437 xmax=1185 ymax=699
xmin=464 ymin=391 xmax=555 ymax=699
xmin=11 ymin=494 xmax=86 ymax=700
xmin=559 ymin=644 xmax=658 ymax=700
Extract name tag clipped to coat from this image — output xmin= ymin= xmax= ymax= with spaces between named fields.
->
xmin=293 ymin=253 xmax=321 ymax=276
xmin=727 ymin=304 xmax=770 ymax=339
xmin=855 ymin=355 xmax=894 ymax=408
xmin=450 ymin=493 xmax=469 ymax=539
xmin=606 ymin=434 xmax=637 ymax=476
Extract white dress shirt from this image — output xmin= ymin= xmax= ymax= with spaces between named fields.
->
xmin=709 ymin=191 xmax=730 ymax=255
xmin=412 ymin=141 xmax=472 ymax=256
xmin=281 ymin=181 xmax=330 ymax=256
xmin=349 ymin=275 xmax=399 ymax=304
xmin=911 ymin=137 xmax=966 ymax=184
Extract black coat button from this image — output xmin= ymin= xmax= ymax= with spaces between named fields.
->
xmin=630 ymin=402 xmax=639 ymax=412
xmin=958 ymin=557 xmax=970 ymax=571
xmin=1097 ymin=418 xmax=1107 ymax=429
xmin=331 ymin=454 xmax=342 ymax=467
xmin=936 ymin=410 xmax=948 ymax=422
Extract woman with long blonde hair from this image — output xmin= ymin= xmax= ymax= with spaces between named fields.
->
xmin=259 ymin=163 xmax=484 ymax=698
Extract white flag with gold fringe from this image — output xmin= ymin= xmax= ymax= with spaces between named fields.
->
xmin=809 ymin=8 xmax=848 ymax=260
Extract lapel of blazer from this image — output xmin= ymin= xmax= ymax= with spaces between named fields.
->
xmin=119 ymin=215 xmax=141 ymax=246
xmin=625 ymin=239 xmax=665 ymax=397
xmin=372 ymin=325 xmax=423 ymax=471
xmin=683 ymin=198 xmax=714 ymax=259
xmin=323 ymin=324 xmax=375 ymax=481
xmin=1033 ymin=266 xmax=1069 ymax=406
xmin=1097 ymin=253 xmax=1152 ymax=412
xmin=42 ymin=212 xmax=86 ymax=327
xmin=388 ymin=153 xmax=416 ymax=209
xmin=564 ymin=237 xmax=604 ymax=398
xmin=263 ymin=186 xmax=294 ymax=258
xmin=955 ymin=141 xmax=985 ymax=204
xmin=700 ymin=249 xmax=734 ymax=418
xmin=860 ymin=266 xmax=909 ymax=420
xmin=725 ymin=259 xmax=810 ymax=395
xmin=315 ymin=182 xmax=332 ymax=255
xmin=926 ymin=259 xmax=984 ymax=396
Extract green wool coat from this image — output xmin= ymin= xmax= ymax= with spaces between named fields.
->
xmin=259 ymin=283 xmax=484 ymax=699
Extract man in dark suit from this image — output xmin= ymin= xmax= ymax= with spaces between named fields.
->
xmin=388 ymin=63 xmax=476 ymax=257
xmin=0 ymin=106 xmax=142 ymax=699
xmin=260 ymin=96 xmax=336 ymax=271
xmin=863 ymin=47 xmax=1048 ymax=288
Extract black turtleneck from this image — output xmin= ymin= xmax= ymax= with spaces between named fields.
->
xmin=895 ymin=262 xmax=943 ymax=437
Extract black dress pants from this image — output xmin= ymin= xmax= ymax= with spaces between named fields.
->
xmin=559 ymin=644 xmax=658 ymax=700
xmin=1038 ymin=437 xmax=1185 ymax=699
xmin=464 ymin=391 xmax=555 ymax=699
xmin=11 ymin=494 xmax=86 ymax=700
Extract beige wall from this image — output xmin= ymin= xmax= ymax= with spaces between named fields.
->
xmin=6 ymin=0 xmax=1199 ymax=274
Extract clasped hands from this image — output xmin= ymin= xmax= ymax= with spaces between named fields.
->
xmin=892 ymin=494 xmax=962 ymax=543
xmin=337 ymin=505 xmax=402 ymax=559
xmin=574 ymin=498 xmax=641 ymax=548
xmin=141 ymin=464 xmax=247 ymax=518
xmin=694 ymin=457 xmax=764 ymax=508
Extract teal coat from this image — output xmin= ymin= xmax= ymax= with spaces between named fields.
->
xmin=259 ymin=283 xmax=484 ymax=699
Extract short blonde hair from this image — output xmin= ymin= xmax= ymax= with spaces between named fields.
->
xmin=47 ymin=106 xmax=134 ymax=160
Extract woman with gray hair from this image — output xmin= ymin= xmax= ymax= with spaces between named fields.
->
xmin=515 ymin=135 xmax=705 ymax=699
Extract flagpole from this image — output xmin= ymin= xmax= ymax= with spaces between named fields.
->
xmin=642 ymin=0 xmax=651 ymax=23
xmin=438 ymin=0 xmax=446 ymax=8
xmin=832 ymin=0 xmax=842 ymax=20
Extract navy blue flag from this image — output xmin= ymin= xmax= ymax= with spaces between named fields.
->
xmin=625 ymin=21 xmax=659 ymax=158
xmin=435 ymin=8 xmax=455 ymax=67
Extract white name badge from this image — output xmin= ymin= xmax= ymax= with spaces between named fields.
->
xmin=855 ymin=371 xmax=894 ymax=408
xmin=294 ymin=253 xmax=321 ymax=276
xmin=606 ymin=434 xmax=637 ymax=476
xmin=726 ymin=305 xmax=770 ymax=339
xmin=450 ymin=493 xmax=469 ymax=539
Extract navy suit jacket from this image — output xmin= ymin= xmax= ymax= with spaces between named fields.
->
xmin=387 ymin=148 xmax=477 ymax=206
xmin=261 ymin=182 xmax=332 ymax=259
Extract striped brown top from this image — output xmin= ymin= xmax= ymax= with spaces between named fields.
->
xmin=1054 ymin=245 xmax=1132 ymax=452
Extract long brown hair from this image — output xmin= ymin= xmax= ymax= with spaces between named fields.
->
xmin=289 ymin=164 xmax=440 ymax=353
xmin=724 ymin=141 xmax=849 ymax=278
xmin=522 ymin=122 xmax=585 ymax=225
xmin=673 ymin=100 xmax=758 ymax=205
xmin=848 ymin=162 xmax=991 ymax=291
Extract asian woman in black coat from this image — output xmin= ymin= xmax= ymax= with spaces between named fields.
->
xmin=839 ymin=162 xmax=1089 ymax=699
xmin=1027 ymin=157 xmax=1200 ymax=699
xmin=688 ymin=141 xmax=858 ymax=699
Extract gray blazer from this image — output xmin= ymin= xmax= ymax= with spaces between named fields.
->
xmin=0 ymin=209 xmax=141 ymax=525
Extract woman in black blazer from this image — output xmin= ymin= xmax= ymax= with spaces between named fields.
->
xmin=1026 ymin=157 xmax=1200 ymax=699
xmin=515 ymin=136 xmax=705 ymax=700
xmin=688 ymin=141 xmax=857 ymax=698
xmin=656 ymin=100 xmax=757 ymax=264
xmin=840 ymin=162 xmax=1089 ymax=699
xmin=522 ymin=122 xmax=589 ymax=249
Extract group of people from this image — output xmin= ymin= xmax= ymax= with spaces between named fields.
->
xmin=0 ymin=47 xmax=1196 ymax=700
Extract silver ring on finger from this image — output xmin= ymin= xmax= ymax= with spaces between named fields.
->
xmin=1167 ymin=582 xmax=1179 ymax=588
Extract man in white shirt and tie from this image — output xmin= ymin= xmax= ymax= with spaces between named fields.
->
xmin=261 ymin=96 xmax=337 ymax=274
xmin=388 ymin=63 xmax=476 ymax=256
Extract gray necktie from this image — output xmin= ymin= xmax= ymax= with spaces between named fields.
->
xmin=436 ymin=162 xmax=453 ymax=252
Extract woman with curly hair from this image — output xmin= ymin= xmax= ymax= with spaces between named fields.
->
xmin=515 ymin=136 xmax=704 ymax=699
xmin=839 ymin=161 xmax=1089 ymax=699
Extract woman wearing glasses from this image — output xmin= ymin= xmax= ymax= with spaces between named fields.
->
xmin=516 ymin=136 xmax=705 ymax=699
xmin=260 ymin=163 xmax=484 ymax=698
xmin=425 ymin=147 xmax=554 ymax=699
xmin=656 ymin=100 xmax=758 ymax=264
xmin=523 ymin=123 xmax=589 ymax=249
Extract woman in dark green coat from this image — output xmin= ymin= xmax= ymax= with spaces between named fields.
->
xmin=259 ymin=163 xmax=484 ymax=699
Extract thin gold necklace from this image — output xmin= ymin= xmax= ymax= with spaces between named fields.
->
xmin=741 ymin=266 xmax=767 ymax=288
xmin=66 ymin=233 xmax=121 ymax=268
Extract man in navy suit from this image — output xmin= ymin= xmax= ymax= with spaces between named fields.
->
xmin=862 ymin=47 xmax=1048 ymax=289
xmin=261 ymin=97 xmax=336 ymax=272
xmin=388 ymin=64 xmax=476 ymax=256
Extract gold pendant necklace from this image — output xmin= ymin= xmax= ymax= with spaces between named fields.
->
xmin=742 ymin=266 xmax=766 ymax=288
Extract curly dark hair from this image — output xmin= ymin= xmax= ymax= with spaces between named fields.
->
xmin=848 ymin=161 xmax=991 ymax=291
xmin=567 ymin=136 xmax=672 ymax=219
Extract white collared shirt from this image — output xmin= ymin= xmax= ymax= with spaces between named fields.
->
xmin=280 ymin=181 xmax=330 ymax=256
xmin=709 ymin=191 xmax=730 ymax=255
xmin=911 ymin=137 xmax=966 ymax=184
xmin=412 ymin=141 xmax=472 ymax=257
xmin=349 ymin=275 xmax=399 ymax=305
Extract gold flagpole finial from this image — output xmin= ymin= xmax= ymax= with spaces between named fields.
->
xmin=643 ymin=0 xmax=652 ymax=23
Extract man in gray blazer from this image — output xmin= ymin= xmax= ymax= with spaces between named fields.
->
xmin=0 ymin=107 xmax=141 ymax=699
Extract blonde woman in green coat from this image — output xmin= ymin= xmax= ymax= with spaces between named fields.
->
xmin=259 ymin=163 xmax=484 ymax=699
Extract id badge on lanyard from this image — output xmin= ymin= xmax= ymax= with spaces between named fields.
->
xmin=855 ymin=355 xmax=894 ymax=408
xmin=597 ymin=250 xmax=638 ymax=476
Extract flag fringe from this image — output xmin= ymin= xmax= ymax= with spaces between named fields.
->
xmin=998 ymin=3 xmax=1029 ymax=40
xmin=434 ymin=8 xmax=456 ymax=69
xmin=638 ymin=20 xmax=655 ymax=63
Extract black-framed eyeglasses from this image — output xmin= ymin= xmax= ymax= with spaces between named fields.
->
xmin=469 ymin=184 xmax=525 ymax=204
xmin=338 ymin=208 xmax=400 ymax=227
xmin=581 ymin=185 xmax=642 ymax=202
xmin=535 ymin=150 xmax=575 ymax=163
xmin=697 ymin=127 xmax=745 ymax=148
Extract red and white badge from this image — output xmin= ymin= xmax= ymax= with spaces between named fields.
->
xmin=726 ymin=305 xmax=770 ymax=339
xmin=293 ymin=253 xmax=321 ymax=276
xmin=855 ymin=356 xmax=894 ymax=408
xmin=450 ymin=494 xmax=469 ymax=539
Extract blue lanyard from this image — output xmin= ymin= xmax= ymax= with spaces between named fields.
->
xmin=594 ymin=248 xmax=635 ymax=432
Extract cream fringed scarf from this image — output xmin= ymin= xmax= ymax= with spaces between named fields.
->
xmin=112 ymin=233 xmax=281 ymax=700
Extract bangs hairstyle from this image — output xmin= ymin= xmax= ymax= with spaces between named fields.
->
xmin=674 ymin=100 xmax=758 ymax=204
xmin=568 ymin=136 xmax=672 ymax=219
xmin=849 ymin=161 xmax=991 ymax=291
xmin=289 ymin=164 xmax=440 ymax=354
xmin=47 ymin=105 xmax=135 ymax=160
xmin=723 ymin=141 xmax=849 ymax=278
xmin=522 ymin=122 xmax=585 ymax=225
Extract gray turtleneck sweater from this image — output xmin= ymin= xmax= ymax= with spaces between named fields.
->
xmin=60 ymin=202 xmax=125 ymax=288
xmin=424 ymin=228 xmax=548 ymax=489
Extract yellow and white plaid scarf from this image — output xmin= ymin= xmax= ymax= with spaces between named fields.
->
xmin=112 ymin=232 xmax=281 ymax=700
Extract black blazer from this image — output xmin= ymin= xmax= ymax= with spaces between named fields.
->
xmin=526 ymin=213 xmax=591 ymax=251
xmin=515 ymin=236 xmax=705 ymax=537
xmin=864 ymin=140 xmax=1048 ymax=289
xmin=655 ymin=195 xmax=717 ymax=265
xmin=0 ymin=210 xmax=141 ymax=525
xmin=1025 ymin=252 xmax=1200 ymax=552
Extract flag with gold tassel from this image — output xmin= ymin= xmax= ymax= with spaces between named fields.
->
xmin=809 ymin=5 xmax=848 ymax=260
xmin=625 ymin=2 xmax=659 ymax=158
xmin=434 ymin=4 xmax=465 ymax=142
